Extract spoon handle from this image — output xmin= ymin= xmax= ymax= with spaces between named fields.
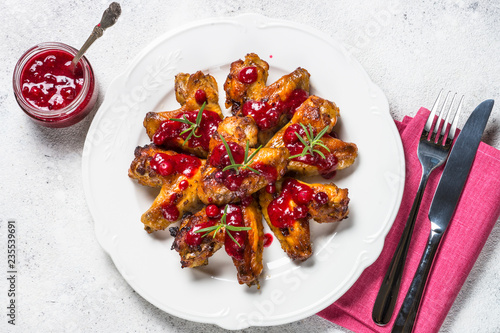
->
xmin=72 ymin=2 xmax=121 ymax=66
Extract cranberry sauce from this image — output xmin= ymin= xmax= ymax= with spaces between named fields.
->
xmin=267 ymin=179 xmax=313 ymax=228
xmin=263 ymin=233 xmax=273 ymax=248
xmin=21 ymin=50 xmax=84 ymax=110
xmin=241 ymin=89 xmax=308 ymax=130
xmin=150 ymin=153 xmax=201 ymax=178
xmin=210 ymin=142 xmax=277 ymax=191
xmin=209 ymin=142 xmax=245 ymax=169
xmin=185 ymin=219 xmax=217 ymax=247
xmin=238 ymin=66 xmax=258 ymax=84
xmin=20 ymin=49 xmax=84 ymax=111
xmin=153 ymin=109 xmax=221 ymax=151
xmin=184 ymin=204 xmax=248 ymax=260
xmin=224 ymin=204 xmax=247 ymax=260
xmin=283 ymin=123 xmax=338 ymax=179
xmin=160 ymin=204 xmax=180 ymax=222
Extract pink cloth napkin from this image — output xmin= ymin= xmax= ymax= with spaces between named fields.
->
xmin=318 ymin=107 xmax=500 ymax=333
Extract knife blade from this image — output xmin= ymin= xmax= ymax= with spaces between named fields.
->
xmin=427 ymin=99 xmax=494 ymax=228
xmin=392 ymin=99 xmax=494 ymax=333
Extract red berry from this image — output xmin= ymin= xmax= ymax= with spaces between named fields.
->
xmin=158 ymin=160 xmax=175 ymax=176
xmin=295 ymin=189 xmax=313 ymax=204
xmin=214 ymin=170 xmax=224 ymax=182
xmin=238 ymin=66 xmax=258 ymax=84
xmin=293 ymin=205 xmax=308 ymax=219
xmin=265 ymin=184 xmax=276 ymax=194
xmin=150 ymin=153 xmax=176 ymax=176
xmin=314 ymin=192 xmax=329 ymax=205
xmin=206 ymin=204 xmax=221 ymax=218
xmin=30 ymin=86 xmax=42 ymax=98
xmin=224 ymin=172 xmax=241 ymax=191
xmin=195 ymin=89 xmax=207 ymax=105
xmin=283 ymin=125 xmax=301 ymax=144
xmin=179 ymin=180 xmax=189 ymax=191
xmin=60 ymin=87 xmax=76 ymax=100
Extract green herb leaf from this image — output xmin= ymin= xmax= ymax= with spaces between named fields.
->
xmin=169 ymin=102 xmax=206 ymax=146
xmin=288 ymin=123 xmax=331 ymax=160
xmin=220 ymin=135 xmax=262 ymax=175
xmin=194 ymin=205 xmax=251 ymax=247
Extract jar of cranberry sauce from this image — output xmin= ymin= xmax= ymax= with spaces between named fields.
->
xmin=13 ymin=42 xmax=98 ymax=128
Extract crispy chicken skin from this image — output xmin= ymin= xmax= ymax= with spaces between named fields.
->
xmin=266 ymin=95 xmax=358 ymax=175
xmin=224 ymin=53 xmax=311 ymax=145
xmin=208 ymin=116 xmax=259 ymax=152
xmin=143 ymin=71 xmax=223 ymax=158
xmin=259 ymin=178 xmax=349 ymax=260
xmin=128 ymin=144 xmax=171 ymax=188
xmin=172 ymin=208 xmax=225 ymax=268
xmin=175 ymin=71 xmax=220 ymax=110
xmin=223 ymin=53 xmax=269 ymax=110
xmin=198 ymin=147 xmax=289 ymax=205
xmin=128 ymin=144 xmax=204 ymax=233
xmin=307 ymin=182 xmax=349 ymax=223
xmin=233 ymin=199 xmax=264 ymax=287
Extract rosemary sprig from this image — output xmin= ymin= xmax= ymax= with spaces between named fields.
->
xmin=289 ymin=123 xmax=331 ymax=159
xmin=219 ymin=134 xmax=262 ymax=175
xmin=169 ymin=101 xmax=206 ymax=145
xmin=194 ymin=205 xmax=252 ymax=247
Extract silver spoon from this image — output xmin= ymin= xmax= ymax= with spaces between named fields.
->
xmin=71 ymin=2 xmax=121 ymax=67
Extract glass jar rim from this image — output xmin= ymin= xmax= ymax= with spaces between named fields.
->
xmin=12 ymin=42 xmax=95 ymax=120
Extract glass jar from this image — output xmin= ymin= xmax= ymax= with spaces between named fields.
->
xmin=13 ymin=42 xmax=98 ymax=128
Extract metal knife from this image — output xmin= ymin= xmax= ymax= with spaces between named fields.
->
xmin=391 ymin=99 xmax=494 ymax=333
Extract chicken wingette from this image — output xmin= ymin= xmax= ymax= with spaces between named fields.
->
xmin=143 ymin=71 xmax=224 ymax=158
xmin=128 ymin=144 xmax=204 ymax=233
xmin=224 ymin=53 xmax=310 ymax=145
xmin=172 ymin=201 xmax=264 ymax=287
xmin=259 ymin=178 xmax=349 ymax=260
xmin=171 ymin=207 xmax=225 ymax=268
xmin=266 ymin=95 xmax=358 ymax=178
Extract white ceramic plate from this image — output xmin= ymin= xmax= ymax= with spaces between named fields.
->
xmin=82 ymin=14 xmax=405 ymax=330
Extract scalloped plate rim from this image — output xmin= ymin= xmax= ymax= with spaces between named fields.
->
xmin=82 ymin=13 xmax=405 ymax=330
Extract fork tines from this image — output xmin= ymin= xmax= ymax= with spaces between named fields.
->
xmin=424 ymin=90 xmax=464 ymax=145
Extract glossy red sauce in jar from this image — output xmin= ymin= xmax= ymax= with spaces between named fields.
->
xmin=13 ymin=42 xmax=97 ymax=127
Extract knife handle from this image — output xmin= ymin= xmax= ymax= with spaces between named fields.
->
xmin=372 ymin=169 xmax=431 ymax=325
xmin=392 ymin=230 xmax=443 ymax=333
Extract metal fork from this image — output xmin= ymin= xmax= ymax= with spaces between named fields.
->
xmin=372 ymin=90 xmax=464 ymax=325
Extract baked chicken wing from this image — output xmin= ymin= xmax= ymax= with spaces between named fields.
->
xmin=231 ymin=199 xmax=264 ymax=287
xmin=128 ymin=144 xmax=204 ymax=233
xmin=143 ymin=71 xmax=224 ymax=158
xmin=259 ymin=178 xmax=349 ymax=260
xmin=224 ymin=53 xmax=310 ymax=145
xmin=171 ymin=207 xmax=225 ymax=268
xmin=198 ymin=144 xmax=289 ymax=205
xmin=172 ymin=201 xmax=264 ymax=287
xmin=266 ymin=95 xmax=358 ymax=179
